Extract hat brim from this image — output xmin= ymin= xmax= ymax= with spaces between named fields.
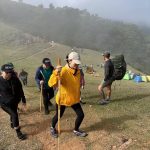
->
xmin=72 ymin=59 xmax=81 ymax=65
xmin=44 ymin=62 xmax=51 ymax=66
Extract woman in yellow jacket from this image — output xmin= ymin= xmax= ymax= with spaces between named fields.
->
xmin=48 ymin=52 xmax=88 ymax=138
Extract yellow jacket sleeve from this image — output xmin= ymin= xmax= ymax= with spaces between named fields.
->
xmin=48 ymin=70 xmax=58 ymax=88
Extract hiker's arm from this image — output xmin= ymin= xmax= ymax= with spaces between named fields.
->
xmin=17 ymin=78 xmax=26 ymax=104
xmin=35 ymin=68 xmax=42 ymax=87
xmin=104 ymin=64 xmax=110 ymax=81
xmin=48 ymin=66 xmax=63 ymax=88
xmin=48 ymin=70 xmax=58 ymax=88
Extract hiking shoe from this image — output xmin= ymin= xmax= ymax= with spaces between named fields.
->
xmin=10 ymin=122 xmax=14 ymax=129
xmin=48 ymin=101 xmax=53 ymax=106
xmin=17 ymin=131 xmax=27 ymax=140
xmin=80 ymin=101 xmax=86 ymax=104
xmin=45 ymin=110 xmax=50 ymax=115
xmin=105 ymin=98 xmax=111 ymax=101
xmin=50 ymin=127 xmax=58 ymax=138
xmin=98 ymin=99 xmax=109 ymax=105
xmin=73 ymin=130 xmax=88 ymax=137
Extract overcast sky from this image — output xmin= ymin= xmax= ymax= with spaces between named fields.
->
xmin=12 ymin=0 xmax=150 ymax=26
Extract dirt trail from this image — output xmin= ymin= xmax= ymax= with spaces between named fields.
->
xmin=0 ymin=87 xmax=126 ymax=150
xmin=0 ymin=100 xmax=108 ymax=150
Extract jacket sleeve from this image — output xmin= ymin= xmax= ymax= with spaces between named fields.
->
xmin=104 ymin=63 xmax=110 ymax=81
xmin=35 ymin=67 xmax=42 ymax=88
xmin=48 ymin=70 xmax=59 ymax=88
xmin=16 ymin=78 xmax=26 ymax=103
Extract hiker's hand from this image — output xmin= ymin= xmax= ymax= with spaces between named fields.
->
xmin=22 ymin=102 xmax=26 ymax=106
xmin=40 ymin=80 xmax=44 ymax=85
xmin=81 ymin=85 xmax=84 ymax=89
xmin=22 ymin=103 xmax=27 ymax=111
xmin=56 ymin=65 xmax=62 ymax=73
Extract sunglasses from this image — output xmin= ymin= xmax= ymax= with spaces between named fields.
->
xmin=5 ymin=72 xmax=12 ymax=74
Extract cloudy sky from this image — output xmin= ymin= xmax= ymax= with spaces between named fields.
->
xmin=12 ymin=0 xmax=150 ymax=26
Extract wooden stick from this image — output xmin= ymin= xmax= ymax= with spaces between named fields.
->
xmin=57 ymin=58 xmax=61 ymax=134
xmin=57 ymin=58 xmax=61 ymax=150
xmin=40 ymin=84 xmax=43 ymax=112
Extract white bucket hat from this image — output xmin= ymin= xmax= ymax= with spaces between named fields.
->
xmin=68 ymin=52 xmax=81 ymax=64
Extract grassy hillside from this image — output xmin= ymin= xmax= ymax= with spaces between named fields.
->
xmin=0 ymin=39 xmax=150 ymax=149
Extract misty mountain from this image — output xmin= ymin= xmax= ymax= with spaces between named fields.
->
xmin=12 ymin=0 xmax=150 ymax=27
xmin=0 ymin=0 xmax=150 ymax=73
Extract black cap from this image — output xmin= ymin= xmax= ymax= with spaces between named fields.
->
xmin=102 ymin=51 xmax=110 ymax=58
xmin=42 ymin=58 xmax=51 ymax=65
xmin=7 ymin=62 xmax=14 ymax=69
xmin=1 ymin=64 xmax=14 ymax=73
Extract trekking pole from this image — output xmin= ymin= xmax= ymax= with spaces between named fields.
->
xmin=57 ymin=58 xmax=61 ymax=150
xmin=57 ymin=58 xmax=61 ymax=135
xmin=40 ymin=84 xmax=43 ymax=112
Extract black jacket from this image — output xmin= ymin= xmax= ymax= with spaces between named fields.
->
xmin=0 ymin=74 xmax=26 ymax=106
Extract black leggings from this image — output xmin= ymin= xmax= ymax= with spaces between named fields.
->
xmin=52 ymin=103 xmax=84 ymax=131
xmin=1 ymin=104 xmax=19 ymax=128
xmin=42 ymin=88 xmax=54 ymax=111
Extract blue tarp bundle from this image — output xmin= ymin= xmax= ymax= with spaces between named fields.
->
xmin=134 ymin=75 xmax=142 ymax=83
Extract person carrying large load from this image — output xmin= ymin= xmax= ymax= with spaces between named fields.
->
xmin=98 ymin=51 xmax=115 ymax=105
xmin=98 ymin=52 xmax=126 ymax=105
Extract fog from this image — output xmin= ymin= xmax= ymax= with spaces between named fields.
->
xmin=12 ymin=0 xmax=150 ymax=26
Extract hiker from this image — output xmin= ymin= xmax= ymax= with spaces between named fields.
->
xmin=35 ymin=58 xmax=54 ymax=115
xmin=19 ymin=69 xmax=28 ymax=86
xmin=48 ymin=51 xmax=88 ymax=138
xmin=66 ymin=54 xmax=86 ymax=104
xmin=98 ymin=51 xmax=115 ymax=105
xmin=0 ymin=64 xmax=27 ymax=140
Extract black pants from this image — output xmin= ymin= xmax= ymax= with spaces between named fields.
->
xmin=1 ymin=104 xmax=19 ymax=128
xmin=52 ymin=103 xmax=84 ymax=131
xmin=20 ymin=77 xmax=27 ymax=86
xmin=42 ymin=88 xmax=54 ymax=111
xmin=22 ymin=79 xmax=27 ymax=86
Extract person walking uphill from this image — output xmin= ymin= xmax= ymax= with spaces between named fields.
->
xmin=35 ymin=58 xmax=54 ymax=115
xmin=0 ymin=64 xmax=27 ymax=140
xmin=19 ymin=69 xmax=28 ymax=86
xmin=48 ymin=52 xmax=88 ymax=138
xmin=98 ymin=52 xmax=115 ymax=105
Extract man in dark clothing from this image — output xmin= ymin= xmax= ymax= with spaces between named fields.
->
xmin=98 ymin=52 xmax=115 ymax=105
xmin=0 ymin=64 xmax=27 ymax=140
xmin=35 ymin=58 xmax=54 ymax=115
xmin=19 ymin=69 xmax=28 ymax=86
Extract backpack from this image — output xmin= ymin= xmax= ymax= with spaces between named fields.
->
xmin=111 ymin=55 xmax=126 ymax=80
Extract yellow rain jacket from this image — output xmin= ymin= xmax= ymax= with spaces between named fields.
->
xmin=48 ymin=65 xmax=81 ymax=106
